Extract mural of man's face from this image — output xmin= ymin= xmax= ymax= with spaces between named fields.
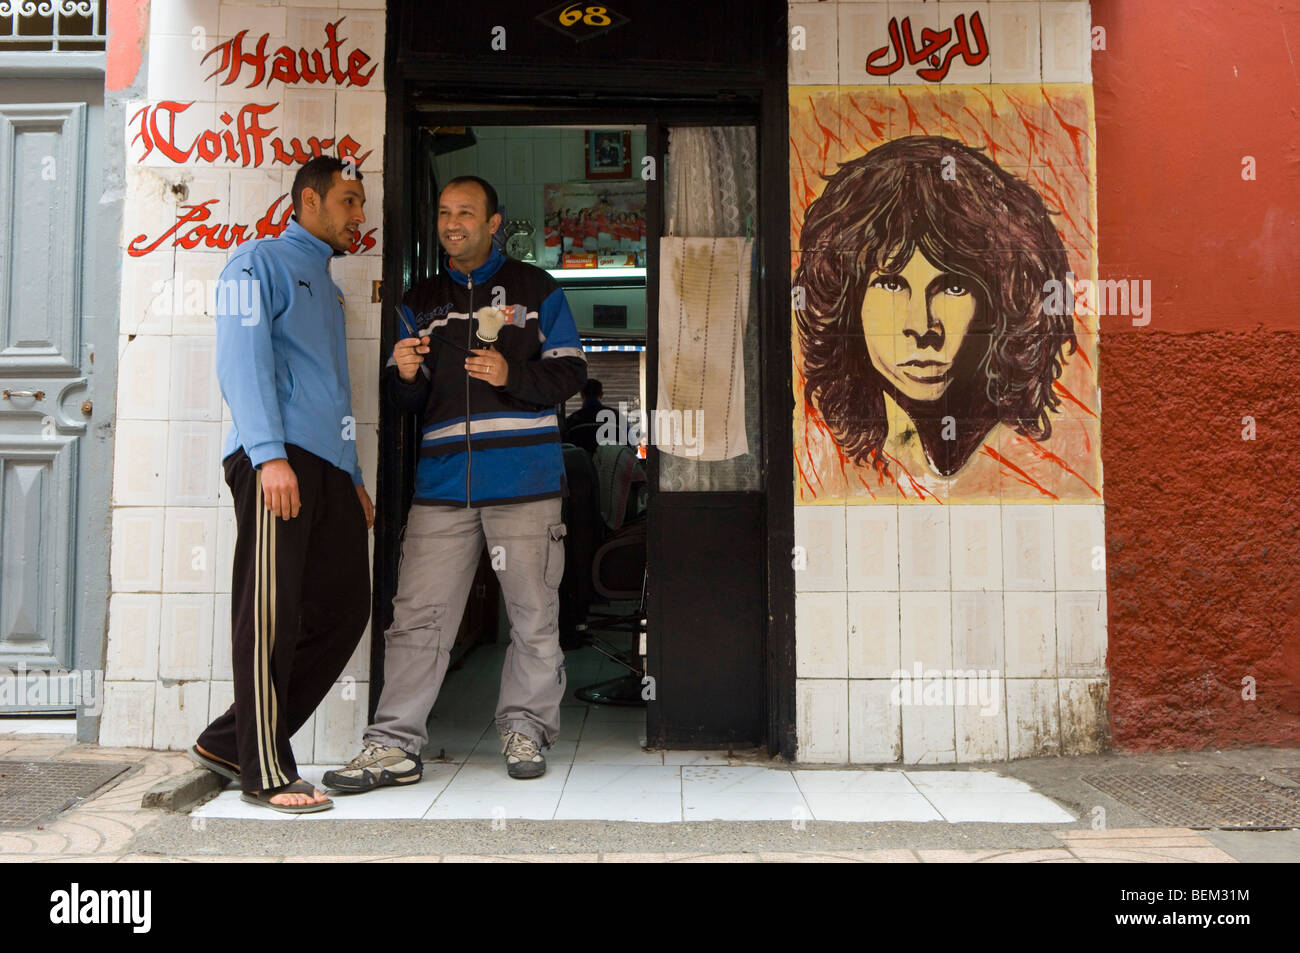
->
xmin=859 ymin=248 xmax=978 ymax=403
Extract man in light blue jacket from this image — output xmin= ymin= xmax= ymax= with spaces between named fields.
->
xmin=189 ymin=156 xmax=373 ymax=814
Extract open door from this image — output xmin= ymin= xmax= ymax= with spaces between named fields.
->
xmin=645 ymin=122 xmax=766 ymax=748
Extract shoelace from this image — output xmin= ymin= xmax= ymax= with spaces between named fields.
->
xmin=349 ymin=740 xmax=388 ymax=769
xmin=502 ymin=732 xmax=540 ymax=761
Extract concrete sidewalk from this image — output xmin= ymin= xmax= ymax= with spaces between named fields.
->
xmin=1 ymin=733 xmax=1297 ymax=863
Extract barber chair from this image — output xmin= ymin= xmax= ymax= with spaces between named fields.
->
xmin=559 ymin=444 xmax=647 ymax=707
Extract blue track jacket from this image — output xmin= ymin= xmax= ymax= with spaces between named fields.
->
xmin=216 ymin=218 xmax=364 ymax=486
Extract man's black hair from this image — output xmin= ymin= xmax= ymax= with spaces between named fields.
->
xmin=444 ymin=175 xmax=500 ymax=218
xmin=582 ymin=379 xmax=603 ymax=400
xmin=292 ymin=155 xmax=364 ymax=216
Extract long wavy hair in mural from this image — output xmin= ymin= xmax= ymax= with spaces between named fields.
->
xmin=796 ymin=135 xmax=1076 ymax=483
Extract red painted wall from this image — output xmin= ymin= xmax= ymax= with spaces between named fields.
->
xmin=107 ymin=0 xmax=149 ymax=92
xmin=1094 ymin=0 xmax=1300 ymax=748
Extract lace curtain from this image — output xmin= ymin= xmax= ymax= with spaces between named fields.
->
xmin=659 ymin=126 xmax=760 ymax=492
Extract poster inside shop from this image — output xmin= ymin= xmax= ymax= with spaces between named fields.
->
xmin=543 ymin=182 xmax=646 ymax=268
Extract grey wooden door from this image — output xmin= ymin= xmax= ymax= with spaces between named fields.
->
xmin=0 ymin=73 xmax=111 ymax=727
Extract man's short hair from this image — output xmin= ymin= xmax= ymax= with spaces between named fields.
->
xmin=292 ymin=156 xmax=364 ymax=216
xmin=582 ymin=379 xmax=603 ymax=400
xmin=443 ymin=175 xmax=499 ymax=218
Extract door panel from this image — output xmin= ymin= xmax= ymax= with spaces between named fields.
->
xmin=0 ymin=87 xmax=97 ymax=713
xmin=645 ymin=121 xmax=767 ymax=747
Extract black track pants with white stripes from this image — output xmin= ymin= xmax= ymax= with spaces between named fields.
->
xmin=196 ymin=444 xmax=370 ymax=794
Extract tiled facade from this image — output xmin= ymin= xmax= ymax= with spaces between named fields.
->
xmin=99 ymin=0 xmax=1109 ymax=765
xmin=101 ymin=0 xmax=385 ymax=762
xmin=789 ymin=1 xmax=1108 ymax=763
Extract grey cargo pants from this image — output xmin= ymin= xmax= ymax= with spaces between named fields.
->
xmin=364 ymin=497 xmax=567 ymax=753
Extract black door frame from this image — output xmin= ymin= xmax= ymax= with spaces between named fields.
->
xmin=376 ymin=3 xmax=795 ymax=759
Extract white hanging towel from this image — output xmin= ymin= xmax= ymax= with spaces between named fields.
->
xmin=655 ymin=236 xmax=752 ymax=461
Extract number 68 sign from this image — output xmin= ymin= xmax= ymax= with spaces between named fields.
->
xmin=537 ymin=2 xmax=628 ymax=42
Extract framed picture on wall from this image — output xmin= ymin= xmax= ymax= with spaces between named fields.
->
xmin=585 ymin=130 xmax=632 ymax=179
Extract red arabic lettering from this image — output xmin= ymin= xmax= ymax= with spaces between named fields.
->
xmin=201 ymin=17 xmax=376 ymax=89
xmin=130 ymin=101 xmax=373 ymax=170
xmin=865 ymin=11 xmax=989 ymax=82
xmin=128 ymin=194 xmax=378 ymax=258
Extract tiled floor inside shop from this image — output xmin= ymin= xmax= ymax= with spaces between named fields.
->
xmin=191 ymin=639 xmax=1078 ymax=824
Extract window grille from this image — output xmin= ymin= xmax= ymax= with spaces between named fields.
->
xmin=0 ymin=0 xmax=106 ymax=52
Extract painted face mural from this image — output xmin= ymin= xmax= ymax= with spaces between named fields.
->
xmin=791 ymin=89 xmax=1102 ymax=504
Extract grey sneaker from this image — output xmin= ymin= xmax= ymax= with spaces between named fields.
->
xmin=322 ymin=739 xmax=422 ymax=792
xmin=502 ymin=731 xmax=546 ymax=779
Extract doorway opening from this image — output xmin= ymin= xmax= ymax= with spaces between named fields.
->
xmin=375 ymin=99 xmax=778 ymax=775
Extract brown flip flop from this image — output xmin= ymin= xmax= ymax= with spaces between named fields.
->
xmin=240 ymin=779 xmax=333 ymax=814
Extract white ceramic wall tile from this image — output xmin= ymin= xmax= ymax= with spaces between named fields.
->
xmin=121 ymin=164 xmax=178 ymax=256
xmin=355 ymin=422 xmax=379 ymax=493
xmin=171 ymin=252 xmax=224 ymax=335
xmin=110 ymin=508 xmax=166 ymax=592
xmin=341 ymin=622 xmax=372 ymax=681
xmin=789 ymin=3 xmax=840 ymax=85
xmin=162 ymin=507 xmax=219 ymax=592
xmin=229 ymin=168 xmax=288 ymax=228
xmin=1006 ymin=677 xmax=1061 ymax=759
xmin=111 ymin=420 xmax=168 ymax=506
xmin=334 ymin=8 xmax=385 ymax=90
xmin=153 ymin=680 xmax=211 ymax=751
xmin=207 ymin=679 xmax=233 ymax=723
xmin=211 ymin=593 xmax=233 ymax=680
xmin=794 ymin=504 xmax=847 ymax=592
xmin=1054 ymin=504 xmax=1107 ymax=590
xmin=278 ymin=89 xmax=337 ymax=150
xmin=1003 ymin=590 xmax=1056 ymax=678
xmin=331 ymin=87 xmax=385 ymax=164
xmin=899 ymin=590 xmax=952 ymax=672
xmin=883 ymin=2 xmax=942 ymax=86
xmin=846 ymin=504 xmax=899 ymax=590
xmin=796 ymin=592 xmax=849 ymax=678
xmin=150 ymin=0 xmax=222 ymax=37
xmin=292 ymin=713 xmax=316 ymax=765
xmin=795 ymin=678 xmax=849 ymax=763
xmin=98 ymin=682 xmax=156 ymax=749
xmin=949 ymin=504 xmax=1002 ymax=590
xmin=898 ymin=507 xmax=950 ymax=590
xmin=838 ymin=1 xmax=895 ymax=86
xmin=347 ymin=338 xmax=379 ymax=425
xmin=901 ymin=701 xmax=957 ymax=764
xmin=1056 ymin=590 xmax=1107 ymax=677
xmin=147 ymin=33 xmax=219 ymax=102
xmin=933 ymin=2 xmax=993 ymax=84
xmin=1041 ymin=0 xmax=1092 ymax=83
xmin=1002 ymin=505 xmax=1055 ymax=590
xmin=950 ymin=590 xmax=1004 ymax=670
xmin=104 ymin=594 xmax=162 ymax=681
xmin=847 ymin=591 xmax=900 ymax=677
xmin=216 ymin=3 xmax=286 ymax=39
xmin=955 ymin=676 xmax=1008 ymax=761
xmin=116 ymin=334 xmax=172 ymax=420
xmin=314 ymin=683 xmax=371 ymax=764
xmin=848 ymin=679 xmax=902 ymax=762
xmin=118 ymin=256 xmax=174 ymax=335
xmin=168 ymin=336 xmax=222 ymax=420
xmin=158 ymin=593 xmax=215 ymax=681
xmin=1059 ymin=677 xmax=1107 ymax=755
xmin=215 ymin=505 xmax=236 ymax=594
xmin=165 ymin=421 xmax=222 ymax=506
xmin=987 ymin=0 xmax=1041 ymax=83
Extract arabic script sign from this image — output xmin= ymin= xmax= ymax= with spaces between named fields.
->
xmin=866 ymin=12 xmax=989 ymax=82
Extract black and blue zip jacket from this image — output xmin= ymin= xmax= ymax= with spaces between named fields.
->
xmin=389 ymin=247 xmax=587 ymax=507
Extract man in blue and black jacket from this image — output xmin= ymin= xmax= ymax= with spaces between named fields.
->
xmin=325 ymin=175 xmax=587 ymax=787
